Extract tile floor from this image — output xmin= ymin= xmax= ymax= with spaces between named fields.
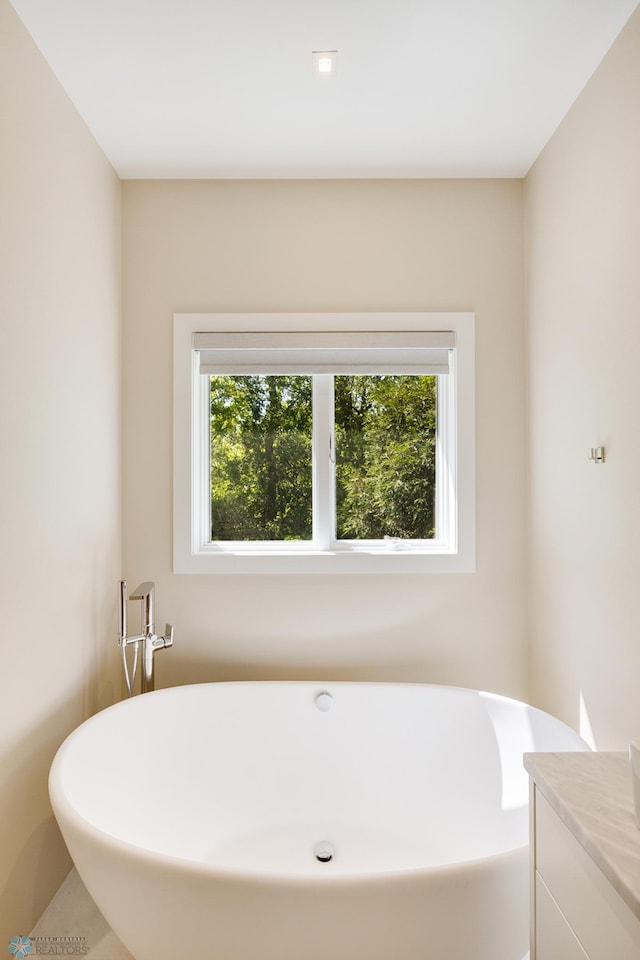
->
xmin=30 ymin=869 xmax=133 ymax=960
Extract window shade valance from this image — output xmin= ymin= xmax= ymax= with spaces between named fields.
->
xmin=194 ymin=331 xmax=455 ymax=375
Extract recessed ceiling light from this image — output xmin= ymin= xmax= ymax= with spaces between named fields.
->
xmin=312 ymin=50 xmax=337 ymax=76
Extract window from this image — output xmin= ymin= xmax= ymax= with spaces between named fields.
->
xmin=174 ymin=314 xmax=475 ymax=573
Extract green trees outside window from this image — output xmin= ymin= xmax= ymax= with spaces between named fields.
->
xmin=209 ymin=374 xmax=437 ymax=543
xmin=209 ymin=375 xmax=313 ymax=541
xmin=334 ymin=375 xmax=437 ymax=540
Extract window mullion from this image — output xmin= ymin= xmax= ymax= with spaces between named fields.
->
xmin=313 ymin=375 xmax=334 ymax=550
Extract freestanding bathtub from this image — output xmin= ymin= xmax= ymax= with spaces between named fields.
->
xmin=49 ymin=682 xmax=587 ymax=960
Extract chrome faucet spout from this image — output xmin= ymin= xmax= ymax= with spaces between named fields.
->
xmin=130 ymin=581 xmax=155 ymax=600
xmin=130 ymin=581 xmax=155 ymax=633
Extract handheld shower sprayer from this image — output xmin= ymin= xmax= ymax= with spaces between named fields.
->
xmin=118 ymin=580 xmax=139 ymax=697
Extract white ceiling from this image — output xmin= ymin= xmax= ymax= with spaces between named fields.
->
xmin=9 ymin=0 xmax=640 ymax=179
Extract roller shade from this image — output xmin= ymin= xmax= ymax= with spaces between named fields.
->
xmin=194 ymin=331 xmax=455 ymax=375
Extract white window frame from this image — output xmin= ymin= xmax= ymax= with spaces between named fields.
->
xmin=173 ymin=313 xmax=475 ymax=574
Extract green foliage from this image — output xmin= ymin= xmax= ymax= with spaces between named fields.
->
xmin=209 ymin=374 xmax=437 ymax=542
xmin=335 ymin=376 xmax=437 ymax=539
xmin=210 ymin=376 xmax=312 ymax=540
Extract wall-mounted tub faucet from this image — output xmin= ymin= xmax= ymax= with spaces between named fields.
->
xmin=118 ymin=580 xmax=174 ymax=696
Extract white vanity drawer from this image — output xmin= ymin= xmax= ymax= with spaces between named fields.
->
xmin=535 ymin=790 xmax=640 ymax=960
xmin=535 ymin=873 xmax=589 ymax=960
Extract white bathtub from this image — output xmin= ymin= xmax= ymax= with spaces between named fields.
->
xmin=49 ymin=681 xmax=587 ymax=960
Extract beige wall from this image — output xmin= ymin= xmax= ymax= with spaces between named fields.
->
xmin=0 ymin=0 xmax=121 ymax=940
xmin=122 ymin=178 xmax=527 ymax=698
xmin=525 ymin=6 xmax=640 ymax=748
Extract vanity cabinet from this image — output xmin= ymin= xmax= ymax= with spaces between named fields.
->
xmin=526 ymin=753 xmax=640 ymax=960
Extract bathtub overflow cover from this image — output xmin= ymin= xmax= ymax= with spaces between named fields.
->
xmin=314 ymin=691 xmax=334 ymax=712
xmin=314 ymin=842 xmax=334 ymax=863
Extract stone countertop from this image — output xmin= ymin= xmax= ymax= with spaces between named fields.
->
xmin=524 ymin=751 xmax=640 ymax=921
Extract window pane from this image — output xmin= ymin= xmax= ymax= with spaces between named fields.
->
xmin=209 ymin=375 xmax=312 ymax=541
xmin=334 ymin=375 xmax=437 ymax=540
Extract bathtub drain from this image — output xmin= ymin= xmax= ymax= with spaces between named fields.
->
xmin=314 ymin=842 xmax=334 ymax=863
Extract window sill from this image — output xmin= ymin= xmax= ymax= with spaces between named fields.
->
xmin=173 ymin=548 xmax=475 ymax=575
